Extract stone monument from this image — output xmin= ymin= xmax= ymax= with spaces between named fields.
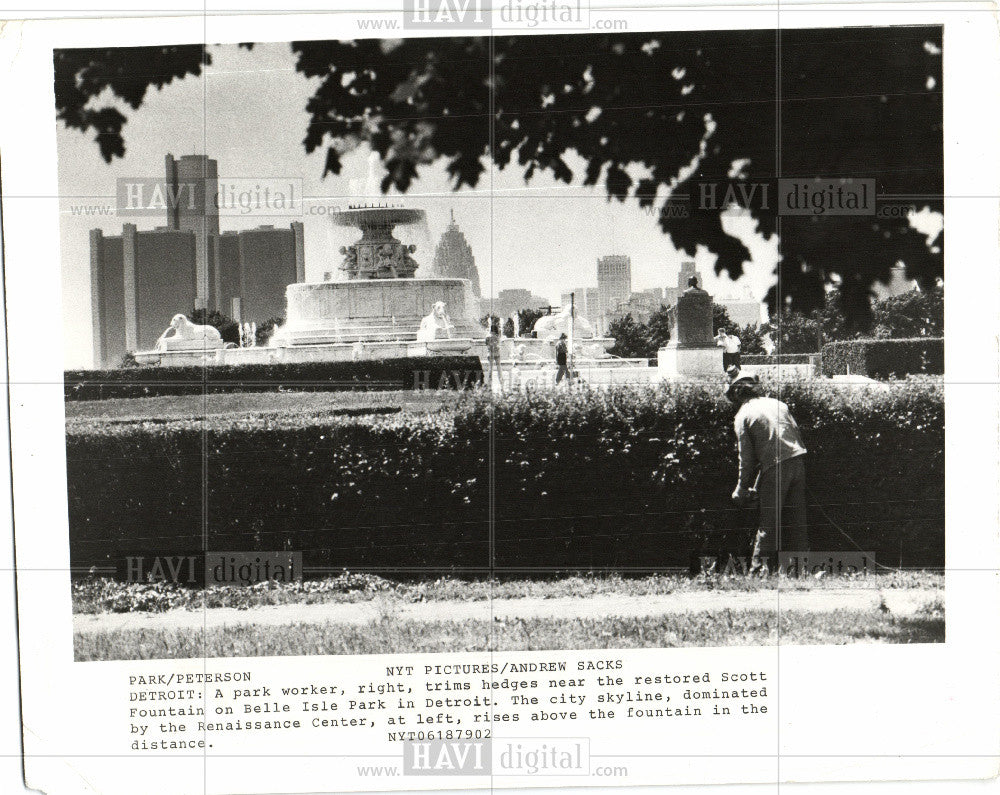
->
xmin=415 ymin=301 xmax=455 ymax=342
xmin=154 ymin=314 xmax=224 ymax=352
xmin=657 ymin=277 xmax=724 ymax=378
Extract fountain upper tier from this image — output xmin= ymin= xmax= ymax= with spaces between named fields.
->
xmin=332 ymin=205 xmax=426 ymax=280
xmin=332 ymin=206 xmax=425 ymax=230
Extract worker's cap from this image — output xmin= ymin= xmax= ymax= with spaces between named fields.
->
xmin=725 ymin=366 xmax=759 ymax=401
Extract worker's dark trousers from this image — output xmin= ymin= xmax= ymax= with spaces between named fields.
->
xmin=751 ymin=455 xmax=809 ymax=556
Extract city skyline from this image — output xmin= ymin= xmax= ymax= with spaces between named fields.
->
xmin=57 ymin=42 xmax=781 ymax=369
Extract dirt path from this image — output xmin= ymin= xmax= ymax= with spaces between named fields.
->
xmin=73 ymin=588 xmax=939 ymax=635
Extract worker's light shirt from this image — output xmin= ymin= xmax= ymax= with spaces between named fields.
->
xmin=734 ymin=396 xmax=807 ymax=488
xmin=716 ymin=334 xmax=741 ymax=354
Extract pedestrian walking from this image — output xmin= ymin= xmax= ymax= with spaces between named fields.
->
xmin=555 ymin=333 xmax=571 ymax=385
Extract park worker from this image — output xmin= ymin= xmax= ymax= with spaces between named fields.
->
xmin=725 ymin=367 xmax=810 ymax=561
xmin=715 ymin=329 xmax=742 ymax=372
xmin=555 ymin=333 xmax=571 ymax=384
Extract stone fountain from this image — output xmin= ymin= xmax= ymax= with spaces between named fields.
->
xmin=270 ymin=205 xmax=483 ymax=350
xmin=135 ymin=204 xmax=486 ymax=366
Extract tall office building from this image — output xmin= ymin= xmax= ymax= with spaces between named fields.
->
xmin=597 ymin=255 xmax=632 ymax=316
xmin=89 ymin=153 xmax=307 ymax=368
xmin=677 ymin=260 xmax=701 ymax=290
xmin=664 ymin=261 xmax=702 ymax=306
xmin=214 ymin=224 xmax=305 ymax=322
xmin=488 ymin=289 xmax=549 ymax=319
xmin=89 ymin=230 xmax=127 ymax=369
xmin=430 ymin=210 xmax=481 ymax=297
xmin=165 ymin=154 xmax=220 ymax=308
xmin=560 ymin=288 xmax=601 ymax=320
xmin=90 ymin=225 xmax=198 ymax=366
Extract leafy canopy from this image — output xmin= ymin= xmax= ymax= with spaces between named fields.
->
xmin=55 ymin=28 xmax=942 ymax=324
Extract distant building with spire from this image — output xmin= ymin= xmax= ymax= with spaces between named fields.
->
xmin=430 ymin=210 xmax=481 ymax=297
xmin=662 ymin=261 xmax=765 ymax=328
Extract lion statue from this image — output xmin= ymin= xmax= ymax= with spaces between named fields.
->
xmin=155 ymin=314 xmax=224 ymax=352
xmin=416 ymin=301 xmax=455 ymax=342
xmin=531 ymin=304 xmax=596 ymax=340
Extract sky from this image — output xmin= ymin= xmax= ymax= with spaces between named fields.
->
xmin=58 ymin=41 xmax=790 ymax=368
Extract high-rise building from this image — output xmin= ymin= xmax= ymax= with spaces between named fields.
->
xmin=165 ymin=154 xmax=220 ymax=308
xmin=599 ymin=288 xmax=667 ymax=329
xmin=89 ymin=153 xmax=307 ymax=368
xmin=488 ymin=289 xmax=550 ymax=319
xmin=560 ymin=288 xmax=601 ymax=320
xmin=430 ymin=210 xmax=481 ymax=297
xmin=214 ymin=224 xmax=305 ymax=322
xmin=597 ymin=255 xmax=632 ymax=317
xmin=715 ymin=297 xmax=765 ymax=328
xmin=677 ymin=260 xmax=701 ymax=290
xmin=90 ymin=224 xmax=198 ymax=366
xmin=661 ymin=262 xmax=765 ymax=328
xmin=89 ymin=230 xmax=127 ymax=369
xmin=664 ymin=261 xmax=701 ymax=306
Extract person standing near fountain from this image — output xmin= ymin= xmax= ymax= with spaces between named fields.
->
xmin=555 ymin=333 xmax=571 ymax=385
xmin=715 ymin=329 xmax=742 ymax=372
xmin=485 ymin=322 xmax=503 ymax=390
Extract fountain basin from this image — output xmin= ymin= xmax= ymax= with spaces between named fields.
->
xmin=270 ymin=278 xmax=484 ymax=346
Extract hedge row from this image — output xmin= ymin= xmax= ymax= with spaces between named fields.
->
xmin=742 ymin=354 xmax=815 ymax=365
xmin=64 ymin=357 xmax=485 ymax=401
xmin=821 ymin=338 xmax=943 ymax=378
xmin=66 ymin=380 xmax=944 ymax=574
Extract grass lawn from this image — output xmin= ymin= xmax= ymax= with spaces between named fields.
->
xmin=64 ymin=389 xmax=461 ymax=423
xmin=74 ymin=606 xmax=944 ymax=661
xmin=72 ymin=572 xmax=944 ymax=660
xmin=72 ymin=571 xmax=943 ymax=614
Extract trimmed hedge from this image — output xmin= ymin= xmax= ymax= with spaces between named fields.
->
xmin=65 ymin=357 xmax=484 ymax=401
xmin=742 ymin=354 xmax=815 ymax=365
xmin=66 ymin=380 xmax=944 ymax=573
xmin=821 ymin=338 xmax=943 ymax=379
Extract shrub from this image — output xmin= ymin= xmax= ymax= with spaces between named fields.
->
xmin=64 ymin=357 xmax=484 ymax=401
xmin=66 ymin=380 xmax=943 ymax=573
xmin=871 ymin=287 xmax=944 ymax=339
xmin=607 ymin=314 xmax=656 ymax=359
xmin=742 ymin=354 xmax=814 ymax=365
xmin=821 ymin=338 xmax=943 ymax=378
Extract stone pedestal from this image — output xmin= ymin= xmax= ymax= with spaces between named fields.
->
xmin=657 ymin=280 xmax=725 ymax=379
xmin=657 ymin=343 xmax=724 ymax=379
xmin=156 ymin=337 xmax=224 ymax=352
xmin=672 ymin=284 xmax=714 ymax=346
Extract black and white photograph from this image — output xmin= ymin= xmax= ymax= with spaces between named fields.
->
xmin=5 ymin=4 xmax=1000 ymax=794
xmin=51 ymin=23 xmax=948 ymax=662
